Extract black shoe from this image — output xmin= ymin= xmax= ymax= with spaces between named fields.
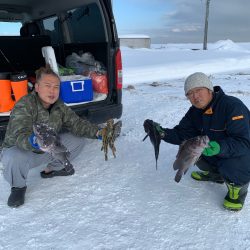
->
xmin=223 ymin=182 xmax=249 ymax=211
xmin=8 ymin=186 xmax=27 ymax=208
xmin=40 ymin=167 xmax=75 ymax=178
xmin=191 ymin=171 xmax=224 ymax=184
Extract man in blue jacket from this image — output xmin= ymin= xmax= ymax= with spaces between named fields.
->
xmin=145 ymin=72 xmax=250 ymax=211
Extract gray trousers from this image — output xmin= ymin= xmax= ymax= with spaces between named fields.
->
xmin=1 ymin=133 xmax=87 ymax=188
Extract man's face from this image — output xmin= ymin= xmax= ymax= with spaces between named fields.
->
xmin=35 ymin=74 xmax=60 ymax=109
xmin=186 ymin=87 xmax=213 ymax=109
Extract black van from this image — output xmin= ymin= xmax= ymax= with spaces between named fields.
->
xmin=0 ymin=0 xmax=122 ymax=145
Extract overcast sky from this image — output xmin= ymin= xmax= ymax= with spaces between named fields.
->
xmin=113 ymin=0 xmax=250 ymax=44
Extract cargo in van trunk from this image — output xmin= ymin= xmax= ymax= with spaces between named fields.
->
xmin=60 ymin=75 xmax=93 ymax=104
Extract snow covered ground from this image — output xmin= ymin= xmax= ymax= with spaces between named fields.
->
xmin=1 ymin=40 xmax=250 ymax=249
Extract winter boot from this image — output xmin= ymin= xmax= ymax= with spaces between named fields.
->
xmin=0 ymin=73 xmax=15 ymax=112
xmin=10 ymin=72 xmax=28 ymax=102
xmin=40 ymin=167 xmax=75 ymax=178
xmin=223 ymin=182 xmax=249 ymax=211
xmin=7 ymin=186 xmax=27 ymax=208
xmin=191 ymin=171 xmax=224 ymax=184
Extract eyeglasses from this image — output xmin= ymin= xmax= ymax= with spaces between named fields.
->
xmin=186 ymin=88 xmax=205 ymax=98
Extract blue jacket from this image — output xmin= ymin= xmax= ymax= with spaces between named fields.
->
xmin=163 ymin=86 xmax=250 ymax=184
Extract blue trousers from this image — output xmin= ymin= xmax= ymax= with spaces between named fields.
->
xmin=196 ymin=155 xmax=250 ymax=186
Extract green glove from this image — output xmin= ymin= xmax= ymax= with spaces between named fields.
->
xmin=202 ymin=141 xmax=220 ymax=156
xmin=143 ymin=120 xmax=166 ymax=138
xmin=155 ymin=123 xmax=165 ymax=138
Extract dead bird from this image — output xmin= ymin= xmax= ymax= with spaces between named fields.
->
xmin=101 ymin=119 xmax=122 ymax=161
xmin=33 ymin=123 xmax=74 ymax=173
xmin=143 ymin=119 xmax=162 ymax=170
xmin=173 ymin=135 xmax=209 ymax=183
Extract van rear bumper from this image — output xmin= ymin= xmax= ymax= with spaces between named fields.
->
xmin=80 ymin=103 xmax=123 ymax=123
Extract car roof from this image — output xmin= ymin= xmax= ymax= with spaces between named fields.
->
xmin=0 ymin=0 xmax=98 ymax=21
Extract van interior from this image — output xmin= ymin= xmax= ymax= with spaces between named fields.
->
xmin=0 ymin=0 xmax=116 ymax=110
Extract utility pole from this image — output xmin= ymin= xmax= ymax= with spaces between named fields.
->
xmin=203 ymin=0 xmax=210 ymax=50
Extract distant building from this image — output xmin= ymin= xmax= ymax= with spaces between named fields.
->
xmin=119 ymin=34 xmax=151 ymax=49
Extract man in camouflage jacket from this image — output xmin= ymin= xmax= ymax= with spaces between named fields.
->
xmin=1 ymin=65 xmax=102 ymax=208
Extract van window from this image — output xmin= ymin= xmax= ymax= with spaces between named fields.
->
xmin=67 ymin=3 xmax=106 ymax=43
xmin=42 ymin=16 xmax=62 ymax=45
xmin=0 ymin=22 xmax=22 ymax=36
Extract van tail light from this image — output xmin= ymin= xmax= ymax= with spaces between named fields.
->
xmin=115 ymin=49 xmax=123 ymax=90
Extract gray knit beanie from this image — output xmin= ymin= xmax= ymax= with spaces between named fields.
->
xmin=184 ymin=72 xmax=214 ymax=95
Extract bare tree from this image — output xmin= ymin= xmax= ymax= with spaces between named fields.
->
xmin=203 ymin=0 xmax=211 ymax=50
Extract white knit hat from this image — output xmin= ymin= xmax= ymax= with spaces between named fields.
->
xmin=184 ymin=72 xmax=214 ymax=95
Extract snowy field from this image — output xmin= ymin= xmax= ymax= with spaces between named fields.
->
xmin=1 ymin=40 xmax=250 ymax=249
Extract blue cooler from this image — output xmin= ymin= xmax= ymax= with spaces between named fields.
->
xmin=60 ymin=76 xmax=93 ymax=103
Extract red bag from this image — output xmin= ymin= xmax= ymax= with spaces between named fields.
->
xmin=90 ymin=72 xmax=108 ymax=94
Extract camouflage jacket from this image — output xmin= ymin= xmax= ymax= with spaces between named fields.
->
xmin=3 ymin=91 xmax=99 ymax=151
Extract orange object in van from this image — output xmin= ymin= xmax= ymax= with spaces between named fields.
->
xmin=10 ymin=72 xmax=28 ymax=102
xmin=90 ymin=72 xmax=108 ymax=94
xmin=0 ymin=73 xmax=15 ymax=112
